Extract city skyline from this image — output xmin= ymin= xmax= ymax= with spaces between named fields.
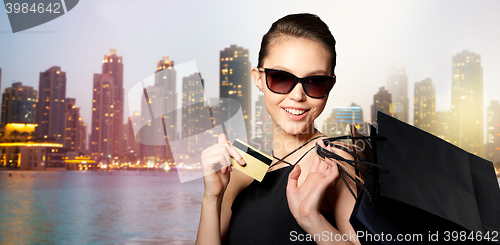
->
xmin=1 ymin=1 xmax=500 ymax=145
xmin=1 ymin=48 xmax=497 ymax=147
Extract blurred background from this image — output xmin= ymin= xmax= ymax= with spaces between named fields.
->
xmin=1 ymin=0 xmax=499 ymax=244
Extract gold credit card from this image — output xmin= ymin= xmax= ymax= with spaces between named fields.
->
xmin=231 ymin=139 xmax=272 ymax=182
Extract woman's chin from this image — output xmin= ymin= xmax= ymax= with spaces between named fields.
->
xmin=272 ymin=114 xmax=317 ymax=136
xmin=275 ymin=124 xmax=314 ymax=136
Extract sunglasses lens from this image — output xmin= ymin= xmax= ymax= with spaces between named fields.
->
xmin=303 ymin=77 xmax=334 ymax=98
xmin=267 ymin=70 xmax=296 ymax=93
xmin=265 ymin=68 xmax=335 ymax=98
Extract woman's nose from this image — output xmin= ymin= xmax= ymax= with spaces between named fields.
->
xmin=288 ymin=82 xmax=306 ymax=102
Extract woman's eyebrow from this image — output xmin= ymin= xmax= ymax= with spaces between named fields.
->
xmin=271 ymin=66 xmax=328 ymax=76
xmin=270 ymin=65 xmax=292 ymax=72
xmin=305 ymin=70 xmax=328 ymax=76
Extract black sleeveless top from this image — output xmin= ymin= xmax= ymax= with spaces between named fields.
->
xmin=225 ymin=165 xmax=337 ymax=244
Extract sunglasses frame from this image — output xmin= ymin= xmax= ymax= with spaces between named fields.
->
xmin=258 ymin=67 xmax=336 ymax=99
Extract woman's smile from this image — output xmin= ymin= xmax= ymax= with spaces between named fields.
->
xmin=282 ymin=106 xmax=310 ymax=120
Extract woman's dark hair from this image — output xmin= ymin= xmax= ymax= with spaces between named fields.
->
xmin=257 ymin=13 xmax=336 ymax=76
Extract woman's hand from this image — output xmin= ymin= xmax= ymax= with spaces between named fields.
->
xmin=286 ymin=138 xmax=339 ymax=230
xmin=200 ymin=134 xmax=246 ymax=200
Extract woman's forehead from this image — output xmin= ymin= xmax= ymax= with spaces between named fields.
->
xmin=263 ymin=37 xmax=331 ymax=76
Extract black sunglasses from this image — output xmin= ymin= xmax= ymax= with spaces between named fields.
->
xmin=258 ymin=67 xmax=336 ymax=98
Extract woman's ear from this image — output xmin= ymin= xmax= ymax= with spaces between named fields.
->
xmin=251 ymin=67 xmax=264 ymax=91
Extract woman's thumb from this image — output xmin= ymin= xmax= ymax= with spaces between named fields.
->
xmin=287 ymin=164 xmax=301 ymax=190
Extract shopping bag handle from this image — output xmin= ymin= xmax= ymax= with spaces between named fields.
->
xmin=316 ymin=135 xmax=389 ymax=201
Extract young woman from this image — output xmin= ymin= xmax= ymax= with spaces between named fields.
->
xmin=196 ymin=13 xmax=360 ymax=245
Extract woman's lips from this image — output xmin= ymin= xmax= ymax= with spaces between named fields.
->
xmin=282 ymin=107 xmax=310 ymax=121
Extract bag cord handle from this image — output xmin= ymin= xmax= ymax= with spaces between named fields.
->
xmin=316 ymin=135 xmax=389 ymax=201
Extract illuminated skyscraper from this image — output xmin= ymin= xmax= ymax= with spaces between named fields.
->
xmin=155 ymin=55 xmax=177 ymax=161
xmin=139 ymin=56 xmax=177 ymax=161
xmin=102 ymin=48 xmax=124 ymax=156
xmin=323 ymin=103 xmax=364 ymax=136
xmin=220 ymin=45 xmax=252 ymax=139
xmin=0 ymin=68 xmax=2 ymax=115
xmin=90 ymin=74 xmax=116 ymax=157
xmin=450 ymin=50 xmax=483 ymax=156
xmin=140 ymin=85 xmax=163 ymax=161
xmin=414 ymin=78 xmax=436 ymax=134
xmin=386 ymin=65 xmax=409 ymax=123
xmin=78 ymin=119 xmax=87 ymax=154
xmin=182 ymin=73 xmax=205 ymax=154
xmin=329 ymin=104 xmax=364 ymax=123
xmin=435 ymin=111 xmax=451 ymax=142
xmin=486 ymin=101 xmax=500 ymax=163
xmin=36 ymin=66 xmax=67 ymax=144
xmin=371 ymin=86 xmax=392 ymax=122
xmin=125 ymin=112 xmax=140 ymax=155
xmin=1 ymin=82 xmax=37 ymax=125
xmin=64 ymin=98 xmax=85 ymax=154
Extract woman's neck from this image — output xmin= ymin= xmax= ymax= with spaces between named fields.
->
xmin=271 ymin=121 xmax=323 ymax=159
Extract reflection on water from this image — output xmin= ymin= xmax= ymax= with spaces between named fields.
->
xmin=1 ymin=171 xmax=499 ymax=244
xmin=0 ymin=171 xmax=204 ymax=244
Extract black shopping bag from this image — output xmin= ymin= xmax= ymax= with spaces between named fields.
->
xmin=347 ymin=112 xmax=500 ymax=244
xmin=315 ymin=112 xmax=500 ymax=244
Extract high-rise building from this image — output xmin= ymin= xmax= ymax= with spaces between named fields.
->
xmin=486 ymin=101 xmax=500 ymax=163
xmin=450 ymin=50 xmax=483 ymax=156
xmin=125 ymin=112 xmax=140 ymax=155
xmin=414 ymin=78 xmax=436 ymax=134
xmin=323 ymin=103 xmax=364 ymax=136
xmin=90 ymin=74 xmax=116 ymax=157
xmin=36 ymin=66 xmax=67 ymax=144
xmin=78 ymin=119 xmax=87 ymax=154
xmin=371 ymin=86 xmax=392 ymax=122
xmin=329 ymin=104 xmax=364 ymax=123
xmin=1 ymin=82 xmax=37 ymax=125
xmin=0 ymin=68 xmax=2 ymax=117
xmin=182 ymin=73 xmax=205 ymax=154
xmin=252 ymin=95 xmax=273 ymax=155
xmin=139 ymin=85 xmax=165 ymax=161
xmin=64 ymin=98 xmax=83 ymax=152
xmin=435 ymin=111 xmax=451 ymax=142
xmin=139 ymin=56 xmax=178 ymax=161
xmin=386 ymin=65 xmax=409 ymax=123
xmin=102 ymin=48 xmax=124 ymax=156
xmin=155 ymin=55 xmax=177 ymax=161
xmin=220 ymin=45 xmax=252 ymax=139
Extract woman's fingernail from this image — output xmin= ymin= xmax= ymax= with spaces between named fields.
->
xmin=238 ymin=159 xmax=246 ymax=166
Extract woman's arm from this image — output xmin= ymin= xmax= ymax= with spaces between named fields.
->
xmin=196 ymin=191 xmax=225 ymax=245
xmin=196 ymin=169 xmax=253 ymax=245
xmin=195 ymin=134 xmax=250 ymax=245
xmin=326 ymin=156 xmax=359 ymax=244
xmin=305 ymin=164 xmax=360 ymax=245
xmin=286 ymin=139 xmax=360 ymax=245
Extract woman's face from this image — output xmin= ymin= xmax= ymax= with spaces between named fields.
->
xmin=252 ymin=36 xmax=332 ymax=136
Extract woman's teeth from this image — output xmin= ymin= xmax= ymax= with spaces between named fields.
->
xmin=284 ymin=108 xmax=306 ymax=115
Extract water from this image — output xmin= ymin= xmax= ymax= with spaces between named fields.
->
xmin=1 ymin=171 xmax=499 ymax=244
xmin=0 ymin=171 xmax=204 ymax=244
